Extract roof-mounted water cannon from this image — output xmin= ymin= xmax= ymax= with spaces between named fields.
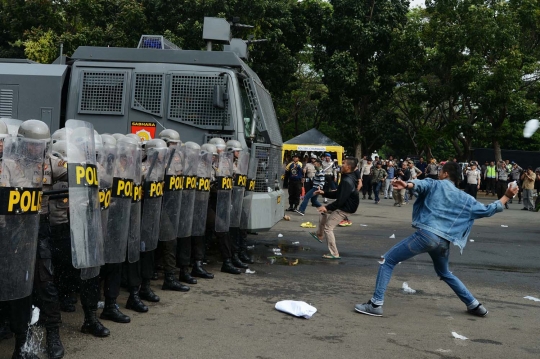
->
xmin=203 ymin=17 xmax=232 ymax=51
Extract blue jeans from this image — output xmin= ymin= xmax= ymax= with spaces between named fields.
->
xmin=298 ymin=187 xmax=322 ymax=212
xmin=371 ymin=229 xmax=479 ymax=309
xmin=373 ymin=181 xmax=382 ymax=202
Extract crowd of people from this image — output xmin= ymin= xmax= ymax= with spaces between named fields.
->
xmin=0 ymin=119 xmax=255 ymax=359
xmin=284 ymin=153 xmax=540 ymax=218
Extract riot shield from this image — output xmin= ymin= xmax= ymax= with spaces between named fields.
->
xmin=215 ymin=152 xmax=233 ymax=232
xmin=229 ymin=151 xmax=249 ymax=227
xmin=81 ymin=266 xmax=101 ymax=280
xmin=140 ymin=147 xmax=167 ymax=252
xmin=191 ymin=151 xmax=213 ymax=236
xmin=0 ymin=118 xmax=22 ymax=136
xmin=158 ymin=146 xmax=183 ymax=242
xmin=0 ymin=137 xmax=45 ymax=301
xmin=66 ymin=120 xmax=104 ymax=269
xmin=96 ymin=140 xmax=116 ymax=241
xmin=241 ymin=158 xmax=259 ymax=230
xmin=128 ymin=146 xmax=142 ymax=263
xmin=105 ymin=141 xmax=136 ymax=263
xmin=176 ymin=144 xmax=200 ymax=238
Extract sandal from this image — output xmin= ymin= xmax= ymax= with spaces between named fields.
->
xmin=322 ymin=254 xmax=341 ymax=260
xmin=309 ymin=232 xmax=323 ymax=243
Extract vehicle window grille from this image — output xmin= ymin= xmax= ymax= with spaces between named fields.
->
xmin=132 ymin=73 xmax=164 ymax=116
xmin=243 ymin=78 xmax=283 ymax=146
xmin=79 ymin=71 xmax=126 ymax=115
xmin=250 ymin=143 xmax=282 ymax=193
xmin=168 ymin=74 xmax=230 ymax=129
xmin=0 ymin=89 xmax=14 ymax=117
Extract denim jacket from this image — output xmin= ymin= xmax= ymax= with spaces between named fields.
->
xmin=411 ymin=179 xmax=503 ymax=252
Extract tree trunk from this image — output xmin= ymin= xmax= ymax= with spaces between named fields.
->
xmin=493 ymin=139 xmax=502 ymax=162
xmin=354 ymin=142 xmax=362 ymax=160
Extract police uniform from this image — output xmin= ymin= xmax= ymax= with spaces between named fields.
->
xmin=229 ymin=156 xmax=253 ymax=265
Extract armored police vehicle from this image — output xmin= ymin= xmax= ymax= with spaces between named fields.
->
xmin=0 ymin=17 xmax=284 ymax=231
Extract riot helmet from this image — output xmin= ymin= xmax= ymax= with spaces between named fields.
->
xmin=118 ymin=136 xmax=139 ymax=147
xmin=112 ymin=133 xmax=125 ymax=141
xmin=145 ymin=138 xmax=167 ymax=150
xmin=125 ymin=133 xmax=143 ymax=145
xmin=201 ymin=143 xmax=218 ymax=155
xmin=17 ymin=119 xmax=50 ymax=141
xmin=226 ymin=140 xmax=242 ymax=152
xmin=208 ymin=137 xmax=226 ymax=152
xmin=0 ymin=120 xmax=8 ymax=139
xmin=52 ymin=128 xmax=67 ymax=143
xmin=52 ymin=140 xmax=68 ymax=159
xmin=101 ymin=134 xmax=117 ymax=148
xmin=183 ymin=141 xmax=201 ymax=151
xmin=158 ymin=129 xmax=181 ymax=145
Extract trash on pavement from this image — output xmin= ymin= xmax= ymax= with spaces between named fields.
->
xmin=301 ymin=222 xmax=316 ymax=228
xmin=360 ymin=224 xmax=368 ymax=227
xmin=524 ymin=296 xmax=540 ymax=302
xmin=469 ymin=239 xmax=475 ymax=242
xmin=278 ymin=233 xmax=283 ymax=238
xmin=402 ymin=282 xmax=416 ymax=294
xmin=246 ymin=269 xmax=256 ymax=274
xmin=289 ymin=259 xmax=299 ymax=266
xmin=283 ymin=215 xmax=290 ymax=221
xmin=30 ymin=306 xmax=40 ymax=325
xmin=292 ymin=241 xmax=300 ymax=244
xmin=275 ymin=300 xmax=317 ymax=319
xmin=501 ymin=225 xmax=508 ymax=228
xmin=451 ymin=332 xmax=468 ymax=340
xmin=389 ymin=234 xmax=395 ymax=238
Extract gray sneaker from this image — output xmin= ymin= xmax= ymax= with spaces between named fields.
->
xmin=467 ymin=304 xmax=488 ymax=317
xmin=354 ymin=302 xmax=383 ymax=317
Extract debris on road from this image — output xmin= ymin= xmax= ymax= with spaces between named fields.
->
xmin=275 ymin=300 xmax=317 ymax=319
xmin=402 ymin=282 xmax=416 ymax=294
xmin=501 ymin=225 xmax=509 ymax=228
xmin=469 ymin=239 xmax=475 ymax=242
xmin=283 ymin=215 xmax=290 ymax=221
xmin=451 ymin=332 xmax=468 ymax=340
xmin=30 ymin=306 xmax=40 ymax=325
xmin=524 ymin=296 xmax=540 ymax=302
xmin=278 ymin=233 xmax=283 ymax=238
xmin=292 ymin=241 xmax=300 ymax=244
xmin=246 ymin=269 xmax=256 ymax=274
xmin=360 ymin=224 xmax=368 ymax=227
xmin=301 ymin=222 xmax=316 ymax=228
xmin=389 ymin=234 xmax=395 ymax=238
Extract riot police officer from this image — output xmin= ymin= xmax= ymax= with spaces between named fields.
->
xmin=49 ymin=125 xmax=110 ymax=338
xmin=124 ymin=139 xmax=167 ymax=312
xmin=226 ymin=140 xmax=254 ymax=266
xmin=206 ymin=138 xmax=241 ymax=274
xmin=0 ymin=120 xmax=49 ymax=359
xmin=156 ymin=129 xmax=189 ymax=291
xmin=18 ymin=120 xmax=65 ymax=358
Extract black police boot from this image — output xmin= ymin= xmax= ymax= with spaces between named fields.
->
xmin=46 ymin=327 xmax=65 ymax=359
xmin=231 ymin=253 xmax=249 ymax=269
xmin=162 ymin=272 xmax=190 ymax=292
xmin=178 ymin=267 xmax=197 ymax=285
xmin=221 ymin=259 xmax=241 ymax=274
xmin=191 ymin=261 xmax=214 ymax=279
xmin=100 ymin=298 xmax=131 ymax=323
xmin=0 ymin=320 xmax=13 ymax=341
xmin=139 ymin=280 xmax=160 ymax=302
xmin=238 ymin=251 xmax=254 ymax=264
xmin=81 ymin=308 xmax=110 ymax=337
xmin=285 ymin=205 xmax=294 ymax=211
xmin=126 ymin=287 xmax=148 ymax=313
xmin=59 ymin=296 xmax=75 ymax=313
xmin=12 ymin=333 xmax=40 ymax=359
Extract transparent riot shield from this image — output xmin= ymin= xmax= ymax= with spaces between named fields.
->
xmin=215 ymin=152 xmax=233 ymax=232
xmin=140 ymin=147 xmax=167 ymax=252
xmin=177 ymin=145 xmax=200 ymax=238
xmin=96 ymin=140 xmax=116 ymax=241
xmin=81 ymin=267 xmax=101 ymax=280
xmin=0 ymin=118 xmax=22 ymax=136
xmin=191 ymin=151 xmax=213 ymax=236
xmin=66 ymin=120 xmax=104 ymax=269
xmin=105 ymin=141 xmax=136 ymax=263
xmin=0 ymin=137 xmax=46 ymax=301
xmin=229 ymin=151 xmax=249 ymax=227
xmin=128 ymin=147 xmax=142 ymax=263
xmin=159 ymin=145 xmax=183 ymax=242
xmin=241 ymin=158 xmax=258 ymax=230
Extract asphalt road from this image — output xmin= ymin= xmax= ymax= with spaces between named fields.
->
xmin=1 ymin=194 xmax=539 ymax=358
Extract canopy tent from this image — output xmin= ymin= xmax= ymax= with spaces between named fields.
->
xmin=282 ymin=128 xmax=345 ymax=163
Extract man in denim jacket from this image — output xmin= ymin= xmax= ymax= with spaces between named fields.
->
xmin=355 ymin=162 xmax=518 ymax=317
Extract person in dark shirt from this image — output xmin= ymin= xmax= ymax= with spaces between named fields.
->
xmin=309 ymin=157 xmax=360 ymax=259
xmin=284 ymin=153 xmax=304 ymax=211
xmin=417 ymin=157 xmax=427 ymax=179
xmin=393 ymin=162 xmax=411 ymax=207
